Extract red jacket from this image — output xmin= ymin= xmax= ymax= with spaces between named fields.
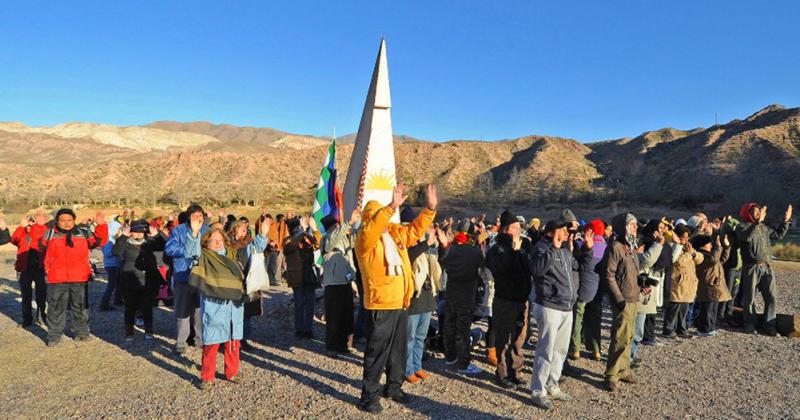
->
xmin=40 ymin=224 xmax=109 ymax=284
xmin=10 ymin=224 xmax=47 ymax=272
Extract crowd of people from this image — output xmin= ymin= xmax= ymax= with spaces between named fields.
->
xmin=0 ymin=186 xmax=793 ymax=412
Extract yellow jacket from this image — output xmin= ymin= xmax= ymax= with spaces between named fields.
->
xmin=356 ymin=201 xmax=435 ymax=310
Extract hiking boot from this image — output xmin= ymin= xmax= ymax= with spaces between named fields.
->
xmin=568 ymin=351 xmax=581 ymax=361
xmin=620 ymin=373 xmax=637 ymax=384
xmin=457 ymin=363 xmax=483 ymax=375
xmin=415 ymin=370 xmax=430 ymax=380
xmin=486 ymin=348 xmax=498 ymax=367
xmin=662 ymin=332 xmax=677 ymax=340
xmin=547 ymin=387 xmax=574 ymax=401
xmin=605 ymin=380 xmax=619 ymax=392
xmin=405 ymin=374 xmax=420 ymax=384
xmin=361 ymin=400 xmax=383 ymax=414
xmin=592 ymin=351 xmax=602 ymax=361
xmin=531 ymin=394 xmax=554 ymax=410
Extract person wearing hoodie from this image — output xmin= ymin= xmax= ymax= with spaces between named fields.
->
xmin=579 ymin=220 xmax=608 ymax=362
xmin=8 ymin=211 xmax=48 ymax=327
xmin=165 ymin=204 xmax=209 ymax=354
xmin=39 ymin=208 xmax=108 ymax=346
xmin=567 ymin=219 xmax=606 ymax=362
xmin=735 ymin=203 xmax=792 ymax=335
xmin=486 ymin=210 xmax=534 ymax=390
xmin=528 ymin=215 xmax=594 ymax=410
xmin=693 ymin=234 xmax=732 ymax=336
xmin=112 ymin=219 xmax=168 ymax=340
xmin=355 ymin=183 xmax=436 ymax=414
xmin=602 ymin=212 xmax=641 ymax=392
xmin=663 ymin=224 xmax=704 ymax=339
xmin=320 ymin=211 xmax=360 ymax=355
xmin=440 ymin=218 xmax=485 ymax=376
xmin=720 ymin=216 xmax=741 ymax=326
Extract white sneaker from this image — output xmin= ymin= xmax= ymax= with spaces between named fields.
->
xmin=457 ymin=363 xmax=483 ymax=375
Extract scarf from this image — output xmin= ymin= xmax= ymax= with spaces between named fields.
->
xmin=55 ymin=226 xmax=80 ymax=247
xmin=382 ymin=232 xmax=404 ymax=276
xmin=413 ymin=251 xmax=430 ymax=295
xmin=229 ymin=234 xmax=252 ymax=271
xmin=127 ymin=237 xmax=145 ymax=246
xmin=189 ymin=248 xmax=245 ymax=301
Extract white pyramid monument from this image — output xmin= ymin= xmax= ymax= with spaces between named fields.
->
xmin=343 ymin=38 xmax=399 ymax=222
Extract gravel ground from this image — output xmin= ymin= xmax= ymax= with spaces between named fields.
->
xmin=0 ymin=250 xmax=798 ymax=419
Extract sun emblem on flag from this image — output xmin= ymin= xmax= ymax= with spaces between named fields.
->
xmin=364 ymin=170 xmax=396 ymax=191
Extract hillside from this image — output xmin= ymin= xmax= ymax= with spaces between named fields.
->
xmin=0 ymin=104 xmax=798 ymax=214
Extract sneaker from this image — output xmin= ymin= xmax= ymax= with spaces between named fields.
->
xmin=405 ymin=374 xmax=420 ymax=384
xmin=144 ymin=333 xmax=154 ymax=340
xmin=444 ymin=358 xmax=458 ymax=366
xmin=547 ymin=387 xmax=574 ymax=401
xmin=415 ymin=370 xmax=430 ymax=380
xmin=175 ymin=346 xmax=187 ymax=355
xmin=696 ymin=331 xmax=714 ymax=338
xmin=47 ymin=338 xmax=61 ymax=347
xmin=125 ymin=334 xmax=134 ymax=342
xmin=361 ymin=400 xmax=383 ymax=414
xmin=457 ymin=363 xmax=483 ymax=375
xmin=662 ymin=332 xmax=677 ymax=340
xmin=75 ymin=335 xmax=92 ymax=342
xmin=531 ymin=394 xmax=554 ymax=410
xmin=199 ymin=381 xmax=213 ymax=390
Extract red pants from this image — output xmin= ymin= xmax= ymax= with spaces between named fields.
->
xmin=201 ymin=340 xmax=240 ymax=382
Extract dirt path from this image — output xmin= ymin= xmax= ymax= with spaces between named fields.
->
xmin=0 ymin=252 xmax=798 ymax=418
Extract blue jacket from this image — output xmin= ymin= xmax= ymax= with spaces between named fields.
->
xmin=165 ymin=223 xmax=208 ymax=283
xmin=576 ymin=236 xmax=606 ymax=303
xmin=201 ymin=295 xmax=244 ymax=345
xmin=102 ymin=220 xmax=122 ymax=268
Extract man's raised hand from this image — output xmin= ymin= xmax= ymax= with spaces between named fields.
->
xmin=390 ymin=183 xmax=408 ymax=210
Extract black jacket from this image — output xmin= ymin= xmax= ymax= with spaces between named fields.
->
xmin=440 ymin=242 xmax=484 ymax=305
xmin=0 ymin=228 xmax=9 ymax=246
xmin=112 ymin=234 xmax=167 ymax=291
xmin=486 ymin=234 xmax=533 ymax=303
xmin=530 ymin=235 xmax=592 ymax=311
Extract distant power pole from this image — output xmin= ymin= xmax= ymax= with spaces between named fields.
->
xmin=715 ymin=112 xmax=718 ymax=125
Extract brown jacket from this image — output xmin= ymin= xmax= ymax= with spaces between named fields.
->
xmin=604 ymin=240 xmax=641 ymax=304
xmin=670 ymin=244 xmax=704 ymax=303
xmin=268 ymin=220 xmax=290 ymax=251
xmin=696 ymin=244 xmax=733 ymax=303
xmin=282 ymin=230 xmax=321 ymax=288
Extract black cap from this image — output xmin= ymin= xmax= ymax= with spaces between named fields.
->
xmin=130 ymin=219 xmax=149 ymax=233
xmin=400 ymin=206 xmax=418 ymax=224
xmin=690 ymin=235 xmax=713 ymax=249
xmin=321 ymin=215 xmax=338 ymax=232
xmin=499 ymin=210 xmax=518 ymax=228
xmin=455 ymin=218 xmax=474 ymax=234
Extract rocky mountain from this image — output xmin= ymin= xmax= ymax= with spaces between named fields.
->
xmin=0 ymin=104 xmax=797 ymax=215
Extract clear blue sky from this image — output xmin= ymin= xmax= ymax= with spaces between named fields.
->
xmin=2 ymin=1 xmax=798 ymax=142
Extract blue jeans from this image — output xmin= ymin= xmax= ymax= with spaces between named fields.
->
xmin=292 ymin=284 xmax=316 ymax=333
xmin=101 ymin=266 xmax=120 ymax=307
xmin=406 ymin=312 xmax=432 ymax=377
xmin=631 ymin=313 xmax=646 ymax=360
